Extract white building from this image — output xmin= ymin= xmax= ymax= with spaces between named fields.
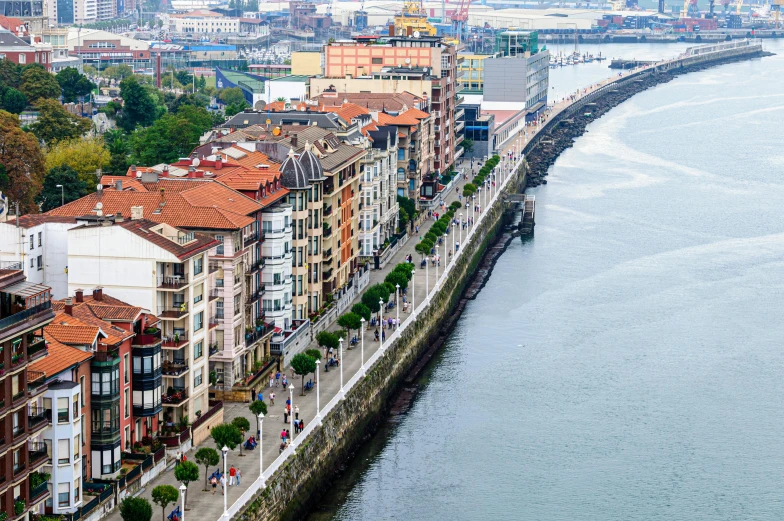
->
xmin=169 ymin=11 xmax=239 ymax=33
xmin=359 ymin=126 xmax=399 ymax=257
xmin=67 ymin=214 xmax=218 ymax=423
xmin=0 ymin=215 xmax=80 ymax=300
xmin=260 ymin=205 xmax=293 ymax=331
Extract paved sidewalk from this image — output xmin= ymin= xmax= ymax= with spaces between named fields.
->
xmin=103 ymin=66 xmax=651 ymax=521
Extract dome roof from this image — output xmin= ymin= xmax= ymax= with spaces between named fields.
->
xmin=280 ymin=148 xmax=309 ymax=190
xmin=300 ymin=141 xmax=325 ymax=181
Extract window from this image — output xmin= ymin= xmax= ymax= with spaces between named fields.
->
xmin=216 ymin=235 xmax=224 ymax=255
xmin=58 ymin=483 xmax=69 ymax=507
xmin=124 ymin=354 xmax=129 ymax=383
xmin=74 ymin=434 xmax=80 ymax=460
xmin=194 ymin=340 xmax=203 ymax=359
xmin=194 ymin=311 xmax=203 ymax=331
xmin=194 ymin=255 xmax=203 ymax=275
xmin=81 ymin=415 xmax=85 ymax=444
xmin=58 ymin=397 xmax=68 ymax=423
xmin=74 ymin=478 xmax=80 ymax=503
xmin=30 ymin=258 xmax=34 ymax=268
xmin=372 ymin=57 xmax=383 ymax=64
xmin=37 ymin=255 xmax=42 ymax=270
xmin=58 ymin=439 xmax=69 ymax=464
xmin=73 ymin=393 xmax=78 ymax=420
xmin=80 ymin=376 xmax=85 ymax=406
xmin=194 ymin=367 xmax=202 ymax=387
xmin=124 ymin=389 xmax=129 ymax=418
xmin=29 ymin=234 xmax=33 ymax=250
xmin=38 ymin=232 xmax=42 ymax=246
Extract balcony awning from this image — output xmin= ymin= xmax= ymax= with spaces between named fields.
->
xmin=3 ymin=280 xmax=50 ymax=299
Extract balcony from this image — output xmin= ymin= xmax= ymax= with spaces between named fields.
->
xmin=162 ymin=333 xmax=188 ymax=349
xmin=323 ymin=268 xmax=334 ymax=280
xmin=13 ymin=461 xmax=25 ymax=476
xmin=162 ymin=388 xmax=187 ymax=406
xmin=29 ymin=442 xmax=48 ymax=468
xmin=0 ymin=301 xmax=52 ymax=337
xmin=245 ymin=323 xmax=274 ymax=348
xmin=162 ymin=360 xmax=189 ymax=377
xmin=323 ymin=247 xmax=332 ymax=258
xmin=27 ymin=371 xmax=46 ymax=398
xmin=30 ymin=477 xmax=49 ymax=502
xmin=455 ymin=94 xmax=465 ymax=105
xmin=209 ymin=288 xmax=221 ymax=301
xmin=323 ymin=225 xmax=332 ymax=238
xmin=158 ymin=306 xmax=189 ymax=320
xmin=27 ymin=337 xmax=47 ymax=361
xmin=208 ymin=343 xmax=219 ymax=357
xmin=246 ymin=290 xmax=261 ymax=304
xmin=157 ymin=274 xmax=189 ymax=290
xmin=12 ymin=422 xmax=25 ymax=440
xmin=132 ymin=328 xmax=162 ymax=347
xmin=208 ymin=262 xmax=219 ymax=274
xmin=247 ymin=258 xmax=263 ymax=273
xmin=243 ymin=230 xmax=260 ymax=248
xmin=323 ymin=205 xmax=333 ymax=217
xmin=12 ymin=389 xmax=26 ymax=404
xmin=28 ymin=406 xmax=49 ymax=433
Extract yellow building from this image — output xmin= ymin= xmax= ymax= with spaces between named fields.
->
xmin=393 ymin=0 xmax=437 ymax=36
xmin=291 ymin=51 xmax=322 ymax=76
xmin=456 ymin=53 xmax=498 ymax=94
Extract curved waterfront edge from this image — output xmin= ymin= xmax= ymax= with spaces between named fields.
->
xmin=235 ymin=43 xmax=770 ymax=521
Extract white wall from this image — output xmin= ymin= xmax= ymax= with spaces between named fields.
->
xmin=266 ymin=80 xmax=308 ymax=103
xmin=42 ymin=383 xmax=83 ymax=514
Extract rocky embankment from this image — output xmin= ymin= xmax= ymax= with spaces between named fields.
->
xmin=525 ymin=50 xmax=773 ymax=188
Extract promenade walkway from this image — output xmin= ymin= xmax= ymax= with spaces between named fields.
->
xmin=104 ymin=65 xmax=651 ymax=521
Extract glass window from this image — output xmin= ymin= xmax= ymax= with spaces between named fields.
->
xmin=194 ymin=341 xmax=203 ymax=359
xmin=58 ymin=439 xmax=69 ymax=464
xmin=194 ymin=255 xmax=203 ymax=275
xmin=58 ymin=397 xmax=68 ymax=423
xmin=194 ymin=368 xmax=202 ymax=387
xmin=58 ymin=483 xmax=69 ymax=507
xmin=194 ymin=311 xmax=203 ymax=331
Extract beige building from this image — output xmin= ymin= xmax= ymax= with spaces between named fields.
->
xmin=291 ymin=51 xmax=322 ymax=76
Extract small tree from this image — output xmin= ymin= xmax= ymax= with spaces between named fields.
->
xmin=351 ymin=303 xmax=371 ymax=322
xmin=194 ymin=447 xmax=219 ymax=491
xmin=384 ymin=270 xmax=409 ymax=291
xmin=248 ymin=400 xmax=268 ymax=437
xmin=231 ymin=417 xmax=251 ymax=456
xmin=120 ymin=497 xmax=152 ymax=521
xmin=305 ymin=348 xmax=322 ymax=360
xmin=151 ymin=485 xmax=179 ymax=521
xmin=290 ymin=353 xmax=317 ymax=395
xmin=316 ymin=330 xmax=339 ymax=359
xmin=337 ymin=312 xmax=362 ymax=342
xmin=173 ymin=461 xmax=198 ymax=509
xmin=211 ymin=423 xmax=243 ymax=451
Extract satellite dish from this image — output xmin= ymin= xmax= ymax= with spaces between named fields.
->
xmin=405 ymin=57 xmax=411 ymax=64
xmin=254 ymin=100 xmax=266 ymax=110
xmin=423 ymin=67 xmax=429 ymax=73
xmin=413 ymin=31 xmax=420 ymax=38
xmin=96 ymin=202 xmax=103 ymax=209
xmin=272 ymin=126 xmax=282 ymax=136
xmin=192 ymin=157 xmax=200 ymax=167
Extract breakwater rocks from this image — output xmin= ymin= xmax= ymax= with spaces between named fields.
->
xmin=525 ymin=50 xmax=772 ymax=188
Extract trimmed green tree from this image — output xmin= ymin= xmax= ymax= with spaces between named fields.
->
xmin=151 ymin=485 xmax=179 ymax=521
xmin=120 ymin=497 xmax=152 ymax=521
xmin=351 ymin=303 xmax=371 ymax=322
xmin=337 ymin=312 xmax=362 ymax=343
xmin=316 ymin=330 xmax=339 ymax=359
xmin=173 ymin=461 xmax=198 ymax=509
xmin=194 ymin=447 xmax=220 ymax=491
xmin=290 ymin=353 xmax=317 ymax=395
xmin=248 ymin=399 xmax=268 ymax=437
xmin=231 ymin=417 xmax=251 ymax=456
xmin=211 ymin=423 xmax=243 ymax=451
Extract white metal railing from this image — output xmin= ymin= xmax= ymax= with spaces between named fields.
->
xmin=221 ymin=143 xmax=526 ymax=521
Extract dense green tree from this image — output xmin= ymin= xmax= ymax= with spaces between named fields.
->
xmin=0 ymin=60 xmax=21 ymax=88
xmin=172 ymin=461 xmax=198 ymax=509
xmin=35 ymin=165 xmax=90 ymax=212
xmin=290 ymin=353 xmax=317 ymax=395
xmin=248 ymin=399 xmax=267 ymax=439
xmin=217 ymin=87 xmax=246 ymax=106
xmin=56 ymin=67 xmax=95 ymax=103
xmin=20 ymin=67 xmax=61 ymax=103
xmin=224 ymin=101 xmax=247 ymax=118
xmin=128 ymin=105 xmax=215 ymax=165
xmin=194 ymin=447 xmax=220 ymax=491
xmin=119 ymin=497 xmax=152 ymax=521
xmin=210 ymin=423 xmax=243 ymax=451
xmin=151 ymin=485 xmax=179 ymax=521
xmin=231 ymin=416 xmax=251 ymax=456
xmin=105 ymin=130 xmax=129 ymax=174
xmin=316 ymin=330 xmax=339 ymax=351
xmin=117 ymin=76 xmax=159 ymax=131
xmin=361 ymin=283 xmax=392 ymax=313
xmin=0 ymin=110 xmax=46 ymax=213
xmin=460 ymin=138 xmax=474 ymax=157
xmin=30 ymin=99 xmax=92 ymax=145
xmin=351 ymin=303 xmax=371 ymax=322
xmin=1 ymin=88 xmax=26 ymax=114
xmin=337 ymin=312 xmax=362 ymax=342
xmin=384 ymin=270 xmax=409 ymax=292
xmin=197 ymin=75 xmax=207 ymax=91
xmin=102 ymin=64 xmax=133 ymax=81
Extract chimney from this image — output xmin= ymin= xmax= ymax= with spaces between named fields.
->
xmin=131 ymin=165 xmax=137 ymax=173
xmin=115 ymin=212 xmax=124 ymax=223
xmin=291 ymin=134 xmax=298 ymax=148
xmin=64 ymin=297 xmax=73 ymax=315
xmin=130 ymin=206 xmax=143 ymax=220
xmin=75 ymin=289 xmax=84 ymax=302
xmin=215 ymin=156 xmax=223 ymax=170
xmin=115 ymin=179 xmax=122 ymax=191
xmin=388 ymin=24 xmax=394 ymax=36
xmin=141 ymin=171 xmax=158 ymax=183
xmin=93 ymin=287 xmax=103 ymax=301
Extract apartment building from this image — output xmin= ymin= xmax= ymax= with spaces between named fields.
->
xmin=30 ymin=343 xmax=92 ymax=515
xmin=0 ymin=215 xmax=81 ymax=300
xmin=313 ymin=35 xmax=461 ymax=179
xmin=48 ymin=177 xmax=276 ymax=392
xmin=0 ymin=268 xmax=55 ymax=519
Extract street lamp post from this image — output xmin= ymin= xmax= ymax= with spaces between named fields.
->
xmin=379 ymin=298 xmax=384 ymax=349
xmin=472 ymin=195 xmax=476 ymax=223
xmin=443 ymin=233 xmax=448 ymax=268
xmin=395 ymin=284 xmax=400 ymax=326
xmin=359 ymin=318 xmax=365 ymax=374
xmin=221 ymin=446 xmax=229 ymax=516
xmin=314 ymin=360 xmax=321 ymax=421
xmin=425 ymin=255 xmax=429 ymax=298
xmin=288 ymin=384 xmax=294 ymax=443
xmin=257 ymin=413 xmax=265 ymax=485
xmin=56 ymin=184 xmax=64 ymax=207
xmin=179 ymin=484 xmax=186 ymax=521
xmin=338 ymin=338 xmax=344 ymax=396
xmin=452 ymin=222 xmax=456 ymax=260
xmin=411 ymin=269 xmax=416 ymax=313
xmin=435 ymin=241 xmax=439 ymax=286
xmin=459 ymin=213 xmax=463 ymax=245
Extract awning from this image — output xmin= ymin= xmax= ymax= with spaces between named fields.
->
xmin=3 ymin=280 xmax=50 ymax=298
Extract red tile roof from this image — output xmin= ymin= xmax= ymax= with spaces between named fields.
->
xmin=115 ymin=219 xmax=219 ymax=261
xmin=30 ymin=338 xmax=92 ymax=377
xmin=6 ymin=215 xmax=77 ymax=229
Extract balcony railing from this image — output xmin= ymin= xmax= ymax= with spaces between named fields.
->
xmin=243 ymin=230 xmax=260 ymax=248
xmin=208 ymin=262 xmax=219 ymax=274
xmin=323 ymin=247 xmax=332 ymax=258
xmin=323 ymin=225 xmax=332 ymax=238
xmin=29 ymin=441 xmax=48 ymax=467
xmin=246 ymin=290 xmax=261 ymax=304
xmin=0 ymin=301 xmax=52 ymax=333
xmin=28 ymin=338 xmax=47 ymax=360
xmin=208 ymin=316 xmax=219 ymax=329
xmin=248 ymin=258 xmax=263 ymax=273
xmin=132 ymin=329 xmax=162 ymax=347
xmin=157 ymin=275 xmax=189 ymax=289
xmin=209 ymin=343 xmax=219 ymax=356
xmin=158 ymin=306 xmax=189 ymax=319
xmin=12 ymin=390 xmax=25 ymax=403
xmin=161 ymin=361 xmax=189 ymax=377
xmin=209 ymin=288 xmax=221 ymax=301
xmin=28 ymin=406 xmax=49 ymax=431
xmin=161 ymin=333 xmax=188 ymax=349
xmin=12 ymin=423 xmax=25 ymax=439
xmin=162 ymin=388 xmax=187 ymax=405
xmin=30 ymin=478 xmax=49 ymax=500
xmin=27 ymin=371 xmax=46 ymax=396
xmin=245 ymin=323 xmax=274 ymax=348
xmin=324 ymin=205 xmax=333 ymax=216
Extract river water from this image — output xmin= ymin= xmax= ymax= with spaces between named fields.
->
xmin=307 ymin=41 xmax=784 ymax=521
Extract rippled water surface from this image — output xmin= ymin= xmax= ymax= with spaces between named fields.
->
xmin=307 ymin=40 xmax=784 ymax=521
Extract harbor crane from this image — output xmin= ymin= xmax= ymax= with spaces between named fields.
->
xmin=450 ymin=0 xmax=470 ymax=41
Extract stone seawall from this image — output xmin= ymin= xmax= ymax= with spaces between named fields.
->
xmin=236 ymin=43 xmax=768 ymax=521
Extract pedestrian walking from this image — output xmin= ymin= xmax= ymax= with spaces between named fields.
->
xmin=269 ymin=375 xmax=274 ymax=388
xmin=251 ymin=388 xmax=256 ymax=401
xmin=175 ymin=451 xmax=181 ymax=466
xmin=236 ymin=468 xmax=242 ymax=486
xmin=210 ymin=476 xmax=218 ymax=495
xmin=295 ymin=405 xmax=299 ymax=420
xmin=270 ymin=392 xmax=275 ymax=405
xmin=281 ymin=429 xmax=287 ymax=442
xmin=275 ymin=371 xmax=280 ymax=386
xmin=286 ymin=429 xmax=290 ymax=441
xmin=229 ymin=465 xmax=236 ymax=486
xmin=220 ymin=474 xmax=227 ymax=495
